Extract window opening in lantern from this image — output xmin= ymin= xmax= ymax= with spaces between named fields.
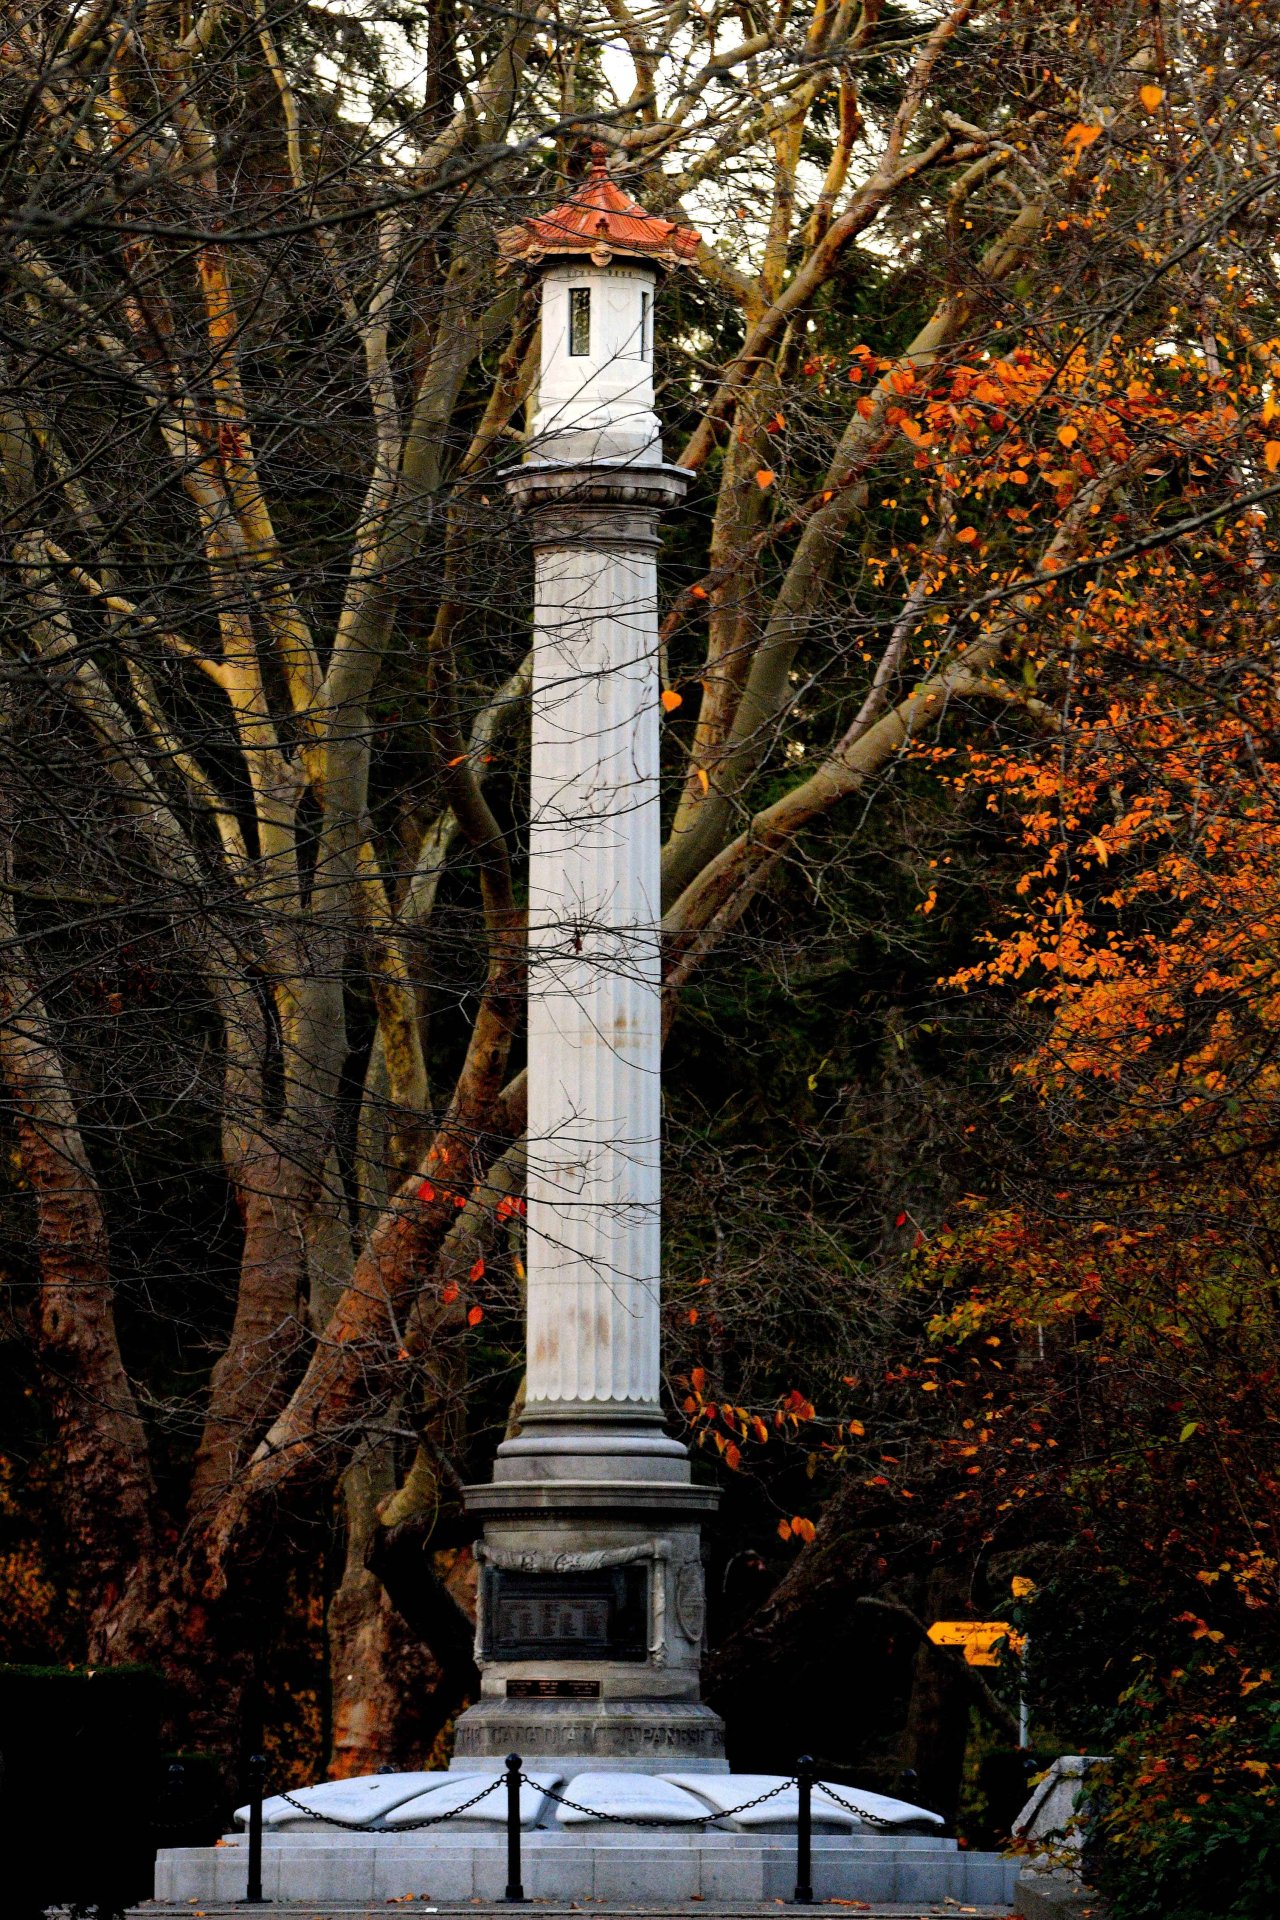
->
xmin=640 ymin=289 xmax=651 ymax=359
xmin=569 ymin=287 xmax=591 ymax=356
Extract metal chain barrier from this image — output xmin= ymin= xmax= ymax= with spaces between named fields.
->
xmin=264 ymin=1772 xmax=796 ymax=1833
xmin=525 ymin=1772 xmax=797 ymax=1828
xmin=274 ymin=1776 xmax=504 ymax=1831
xmin=810 ymin=1780 xmax=897 ymax=1831
xmin=214 ymin=1753 xmax=917 ymax=1910
xmin=256 ymin=1770 xmax=899 ymax=1833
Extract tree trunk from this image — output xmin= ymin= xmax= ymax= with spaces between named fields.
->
xmin=0 ymin=875 xmax=156 ymax=1657
xmin=187 ymin=1148 xmax=310 ymax=1519
xmin=328 ymin=1449 xmax=451 ymax=1776
xmin=900 ymin=1572 xmax=972 ymax=1826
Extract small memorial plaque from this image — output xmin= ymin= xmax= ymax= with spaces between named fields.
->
xmin=507 ymin=1677 xmax=602 ymax=1698
xmin=484 ymin=1564 xmax=648 ymax=1662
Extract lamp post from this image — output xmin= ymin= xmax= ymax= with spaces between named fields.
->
xmin=452 ymin=149 xmax=725 ymax=1775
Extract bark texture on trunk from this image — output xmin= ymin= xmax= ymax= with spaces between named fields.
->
xmin=0 ymin=890 xmax=156 ymax=1657
xmin=328 ymin=1452 xmax=451 ymax=1776
xmin=187 ymin=1148 xmax=310 ymax=1521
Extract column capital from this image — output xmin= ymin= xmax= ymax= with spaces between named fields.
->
xmin=506 ymin=460 xmax=691 ymax=547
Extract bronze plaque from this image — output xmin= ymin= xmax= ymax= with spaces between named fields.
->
xmin=484 ymin=1565 xmax=648 ymax=1662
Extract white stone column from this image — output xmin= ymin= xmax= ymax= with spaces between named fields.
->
xmin=526 ymin=531 xmax=661 ymax=1412
xmin=495 ymin=466 xmax=688 ymax=1480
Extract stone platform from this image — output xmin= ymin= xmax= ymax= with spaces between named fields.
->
xmin=135 ymin=1906 xmax=1016 ymax=1919
xmin=153 ymin=1770 xmax=1019 ymax=1909
xmin=135 ymin=1905 xmax=1016 ymax=1919
xmin=154 ymin=1829 xmax=1018 ymax=1907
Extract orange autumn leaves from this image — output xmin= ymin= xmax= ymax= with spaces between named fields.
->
xmin=679 ymin=1364 xmax=823 ymax=1537
xmin=776 ymin=1514 xmax=817 ymax=1543
xmin=869 ymin=341 xmax=1243 ymax=531
xmin=408 ymin=1183 xmax=526 ymax=1333
xmin=918 ymin=339 xmax=1280 ymax=1349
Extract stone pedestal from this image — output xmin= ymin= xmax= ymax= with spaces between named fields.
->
xmin=452 ymin=1482 xmax=723 ymax=1770
xmin=451 ymin=460 xmax=724 ymax=1773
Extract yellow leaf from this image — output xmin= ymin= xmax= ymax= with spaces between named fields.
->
xmin=1064 ymin=122 xmax=1103 ymax=150
xmin=1011 ymin=1575 xmax=1036 ymax=1598
xmin=1263 ymin=396 xmax=1280 ymax=426
xmin=1139 ymin=84 xmax=1165 ymax=112
xmin=955 ymin=526 xmax=979 ymax=544
xmin=661 ymin=688 xmax=683 ymax=712
xmin=1089 ymin=834 xmax=1109 ymax=864
xmin=777 ymin=1518 xmax=792 ymax=1541
xmin=1057 ymin=423 xmax=1079 ymax=447
xmin=847 ymin=1418 xmax=865 ymax=1437
xmin=1266 ymin=441 xmax=1280 ymax=472
xmin=696 ymin=766 xmax=710 ymax=793
xmin=921 ymin=1379 xmax=939 ymax=1391
xmin=755 ymin=468 xmax=776 ymax=488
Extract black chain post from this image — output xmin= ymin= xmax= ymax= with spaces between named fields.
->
xmin=793 ymin=1756 xmax=814 ymax=1904
xmin=244 ymin=1751 xmax=267 ymax=1905
xmin=504 ymin=1753 xmax=527 ymax=1902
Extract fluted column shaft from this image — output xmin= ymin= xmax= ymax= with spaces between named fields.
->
xmin=507 ymin=465 xmax=687 ymax=1450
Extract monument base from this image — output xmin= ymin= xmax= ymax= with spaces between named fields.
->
xmin=450 ymin=1695 xmax=727 ymax=1772
xmin=156 ymin=1762 xmax=1008 ymax=1906
xmin=155 ymin=1827 xmax=1018 ymax=1907
xmin=459 ymin=1437 xmax=724 ymax=1774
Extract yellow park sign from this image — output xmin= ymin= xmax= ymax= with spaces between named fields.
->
xmin=927 ymin=1620 xmax=1026 ymax=1667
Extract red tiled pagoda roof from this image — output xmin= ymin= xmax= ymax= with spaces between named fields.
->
xmin=497 ymin=145 xmax=701 ymax=270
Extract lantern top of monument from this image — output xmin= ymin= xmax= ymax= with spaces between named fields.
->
xmin=497 ymin=145 xmax=701 ymax=271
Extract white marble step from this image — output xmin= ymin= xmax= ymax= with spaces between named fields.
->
xmin=235 ymin=1768 xmax=944 ymax=1836
xmin=237 ymin=1771 xmax=451 ymax=1831
xmin=554 ymin=1773 xmax=711 ymax=1825
xmin=665 ymin=1774 xmax=944 ymax=1833
xmin=386 ymin=1771 xmax=563 ymax=1829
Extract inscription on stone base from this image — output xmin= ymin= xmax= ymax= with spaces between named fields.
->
xmin=484 ymin=1564 xmax=648 ymax=1662
xmin=473 ymin=1721 xmax=723 ymax=1756
xmin=507 ymin=1678 xmax=602 ymax=1699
